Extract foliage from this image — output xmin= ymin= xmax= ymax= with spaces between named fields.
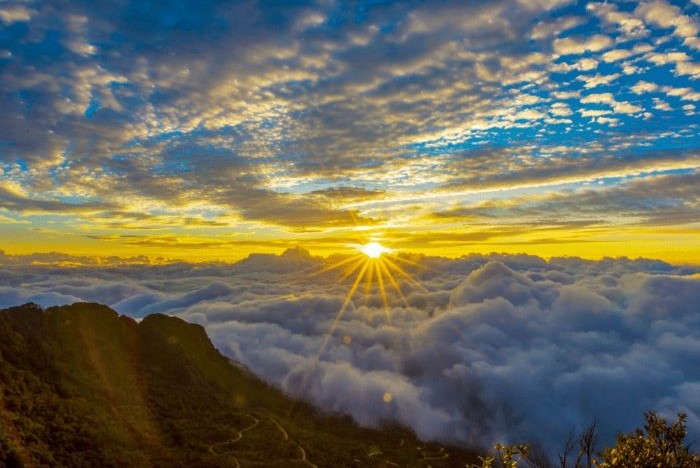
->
xmin=598 ymin=412 xmax=700 ymax=468
xmin=471 ymin=413 xmax=699 ymax=468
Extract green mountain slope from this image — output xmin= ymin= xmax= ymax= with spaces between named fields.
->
xmin=0 ymin=302 xmax=480 ymax=467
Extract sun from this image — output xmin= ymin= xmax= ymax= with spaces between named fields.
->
xmin=296 ymin=241 xmax=428 ymax=396
xmin=359 ymin=242 xmax=390 ymax=258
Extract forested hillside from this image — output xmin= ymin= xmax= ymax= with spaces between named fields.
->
xmin=0 ymin=302 xmax=480 ymax=467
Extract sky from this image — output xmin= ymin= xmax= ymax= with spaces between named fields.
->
xmin=1 ymin=0 xmax=700 ymax=262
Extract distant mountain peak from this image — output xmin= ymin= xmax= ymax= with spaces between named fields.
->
xmin=233 ymin=245 xmax=322 ymax=273
xmin=281 ymin=245 xmax=313 ymax=259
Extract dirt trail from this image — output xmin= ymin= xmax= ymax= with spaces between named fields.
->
xmin=419 ymin=446 xmax=449 ymax=462
xmin=208 ymin=411 xmax=319 ymax=467
xmin=264 ymin=413 xmax=317 ymax=468
xmin=296 ymin=444 xmax=318 ymax=468
xmin=207 ymin=414 xmax=260 ymax=455
xmin=206 ymin=410 xmax=456 ymax=468
xmin=267 ymin=416 xmax=289 ymax=440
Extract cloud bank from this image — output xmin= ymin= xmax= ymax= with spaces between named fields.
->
xmin=1 ymin=249 xmax=699 ymax=455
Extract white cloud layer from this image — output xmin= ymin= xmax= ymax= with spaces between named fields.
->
xmin=1 ymin=250 xmax=699 ymax=456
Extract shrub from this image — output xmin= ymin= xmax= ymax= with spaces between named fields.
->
xmin=598 ymin=412 xmax=700 ymax=468
xmin=472 ymin=411 xmax=700 ymax=468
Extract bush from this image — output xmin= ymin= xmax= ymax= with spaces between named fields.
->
xmin=472 ymin=411 xmax=700 ymax=468
xmin=598 ymin=412 xmax=700 ymax=468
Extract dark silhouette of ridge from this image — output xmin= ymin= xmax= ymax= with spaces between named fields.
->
xmin=0 ymin=302 xmax=479 ymax=467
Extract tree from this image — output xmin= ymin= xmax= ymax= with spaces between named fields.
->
xmin=598 ymin=412 xmax=700 ymax=468
xmin=472 ymin=411 xmax=700 ymax=468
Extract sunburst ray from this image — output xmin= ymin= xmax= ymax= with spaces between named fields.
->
xmin=377 ymin=258 xmax=410 ymax=308
xmin=382 ymin=256 xmax=429 ymax=293
xmin=294 ymin=243 xmax=427 ymax=401
xmin=375 ymin=261 xmax=392 ymax=325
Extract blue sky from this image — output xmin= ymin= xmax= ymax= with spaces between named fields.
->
xmin=0 ymin=0 xmax=699 ymax=261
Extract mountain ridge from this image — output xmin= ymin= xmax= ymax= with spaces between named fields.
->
xmin=0 ymin=302 xmax=480 ymax=467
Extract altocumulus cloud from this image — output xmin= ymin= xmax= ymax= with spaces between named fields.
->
xmin=1 ymin=249 xmax=699 ymax=454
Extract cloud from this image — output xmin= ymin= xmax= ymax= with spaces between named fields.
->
xmin=1 ymin=250 xmax=699 ymax=458
xmin=530 ymin=15 xmax=584 ymax=40
xmin=580 ymin=93 xmax=642 ymax=114
xmin=0 ymin=4 xmax=34 ymax=24
xmin=549 ymin=102 xmax=573 ymax=116
xmin=1 ymin=0 xmax=699 ymax=245
xmin=601 ymin=48 xmax=633 ymax=63
xmin=552 ymin=57 xmax=598 ymax=72
xmin=0 ymin=183 xmax=116 ymax=214
xmin=663 ymin=86 xmax=700 ymax=101
xmin=631 ymin=80 xmax=659 ymax=94
xmin=635 ymin=0 xmax=700 ymax=50
xmin=435 ymin=170 xmax=700 ymax=228
xmin=643 ymin=50 xmax=700 ymax=79
xmin=432 ymin=148 xmax=700 ymax=202
xmin=653 ymin=97 xmax=673 ymax=111
xmin=587 ymin=2 xmax=648 ymax=39
xmin=576 ymin=72 xmax=621 ymax=89
xmin=553 ymin=34 xmax=613 ymax=56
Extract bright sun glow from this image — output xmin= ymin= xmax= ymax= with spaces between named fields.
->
xmin=360 ymin=242 xmax=390 ymax=258
xmin=297 ymin=240 xmax=426 ymax=395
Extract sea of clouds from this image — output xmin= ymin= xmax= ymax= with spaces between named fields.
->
xmin=1 ymin=248 xmax=699 ymax=455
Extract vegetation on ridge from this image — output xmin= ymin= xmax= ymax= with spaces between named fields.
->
xmin=0 ymin=302 xmax=480 ymax=467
